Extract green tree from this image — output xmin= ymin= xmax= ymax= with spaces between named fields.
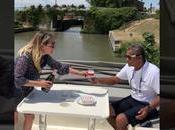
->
xmin=89 ymin=0 xmax=106 ymax=7
xmin=45 ymin=4 xmax=51 ymax=9
xmin=15 ymin=10 xmax=28 ymax=23
xmin=106 ymin=0 xmax=123 ymax=7
xmin=24 ymin=5 xmax=38 ymax=28
xmin=87 ymin=0 xmax=139 ymax=8
xmin=62 ymin=4 xmax=67 ymax=8
xmin=26 ymin=5 xmax=45 ymax=28
xmin=117 ymin=32 xmax=160 ymax=66
xmin=91 ymin=7 xmax=138 ymax=33
xmin=78 ymin=4 xmax=85 ymax=9
xmin=46 ymin=5 xmax=61 ymax=20
xmin=53 ymin=4 xmax=59 ymax=8
xmin=142 ymin=32 xmax=159 ymax=66
xmin=70 ymin=4 xmax=76 ymax=8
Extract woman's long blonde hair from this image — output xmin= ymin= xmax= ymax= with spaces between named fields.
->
xmin=18 ymin=31 xmax=55 ymax=72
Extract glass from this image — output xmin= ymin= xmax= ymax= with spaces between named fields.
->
xmin=87 ymin=69 xmax=95 ymax=78
xmin=87 ymin=69 xmax=95 ymax=76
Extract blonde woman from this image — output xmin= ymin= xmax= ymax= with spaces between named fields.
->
xmin=15 ymin=31 xmax=88 ymax=130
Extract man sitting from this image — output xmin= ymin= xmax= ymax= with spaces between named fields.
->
xmin=90 ymin=44 xmax=159 ymax=130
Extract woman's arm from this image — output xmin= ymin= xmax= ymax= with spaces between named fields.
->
xmin=46 ymin=55 xmax=87 ymax=76
xmin=69 ymin=67 xmax=87 ymax=77
xmin=46 ymin=55 xmax=70 ymax=75
xmin=15 ymin=56 xmax=30 ymax=87
xmin=15 ymin=56 xmax=52 ymax=89
xmin=23 ymin=80 xmax=53 ymax=89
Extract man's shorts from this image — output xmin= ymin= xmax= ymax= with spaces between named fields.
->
xmin=111 ymin=95 xmax=159 ymax=126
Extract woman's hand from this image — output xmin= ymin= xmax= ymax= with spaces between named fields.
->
xmin=83 ymin=70 xmax=95 ymax=77
xmin=24 ymin=79 xmax=53 ymax=88
xmin=37 ymin=80 xmax=53 ymax=89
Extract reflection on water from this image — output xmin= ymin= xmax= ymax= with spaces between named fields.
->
xmin=15 ymin=27 xmax=124 ymax=62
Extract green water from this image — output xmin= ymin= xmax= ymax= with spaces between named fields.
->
xmin=15 ymin=27 xmax=124 ymax=62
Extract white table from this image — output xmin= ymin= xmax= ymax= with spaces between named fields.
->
xmin=17 ymin=84 xmax=109 ymax=130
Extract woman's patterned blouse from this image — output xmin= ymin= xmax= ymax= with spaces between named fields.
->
xmin=15 ymin=53 xmax=70 ymax=95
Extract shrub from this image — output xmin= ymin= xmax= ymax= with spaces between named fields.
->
xmin=142 ymin=32 xmax=160 ymax=66
xmin=117 ymin=32 xmax=159 ymax=66
xmin=84 ymin=7 xmax=139 ymax=33
xmin=14 ymin=21 xmax=23 ymax=28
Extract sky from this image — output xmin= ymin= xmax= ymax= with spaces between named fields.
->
xmin=142 ymin=0 xmax=159 ymax=9
xmin=15 ymin=0 xmax=90 ymax=8
xmin=15 ymin=0 xmax=159 ymax=9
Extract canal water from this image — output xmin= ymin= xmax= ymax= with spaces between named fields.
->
xmin=15 ymin=27 xmax=124 ymax=62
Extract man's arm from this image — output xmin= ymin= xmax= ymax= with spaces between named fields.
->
xmin=149 ymin=95 xmax=160 ymax=109
xmin=91 ymin=76 xmax=122 ymax=85
xmin=136 ymin=95 xmax=160 ymax=120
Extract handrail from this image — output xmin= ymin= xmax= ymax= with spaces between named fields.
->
xmin=40 ymin=60 xmax=130 ymax=89
xmin=58 ymin=59 xmax=126 ymax=68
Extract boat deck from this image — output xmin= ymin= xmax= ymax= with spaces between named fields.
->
xmin=15 ymin=60 xmax=159 ymax=130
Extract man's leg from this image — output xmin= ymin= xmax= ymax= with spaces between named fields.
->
xmin=108 ymin=96 xmax=133 ymax=130
xmin=115 ymin=113 xmax=128 ymax=130
xmin=107 ymin=105 xmax=116 ymax=129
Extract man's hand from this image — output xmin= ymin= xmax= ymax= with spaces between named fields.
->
xmin=88 ymin=77 xmax=99 ymax=84
xmin=136 ymin=106 xmax=150 ymax=120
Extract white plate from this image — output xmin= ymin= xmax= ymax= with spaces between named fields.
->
xmin=81 ymin=88 xmax=108 ymax=95
xmin=76 ymin=95 xmax=97 ymax=106
xmin=94 ymin=88 xmax=108 ymax=95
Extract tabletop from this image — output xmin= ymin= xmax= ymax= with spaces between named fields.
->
xmin=17 ymin=84 xmax=109 ymax=119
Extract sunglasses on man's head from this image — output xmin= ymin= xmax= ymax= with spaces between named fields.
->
xmin=125 ymin=54 xmax=141 ymax=60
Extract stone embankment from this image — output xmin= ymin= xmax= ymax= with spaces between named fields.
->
xmin=14 ymin=27 xmax=35 ymax=33
xmin=108 ymin=18 xmax=159 ymax=52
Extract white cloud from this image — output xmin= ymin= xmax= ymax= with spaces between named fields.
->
xmin=15 ymin=0 xmax=90 ymax=8
xmin=15 ymin=0 xmax=46 ymax=7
